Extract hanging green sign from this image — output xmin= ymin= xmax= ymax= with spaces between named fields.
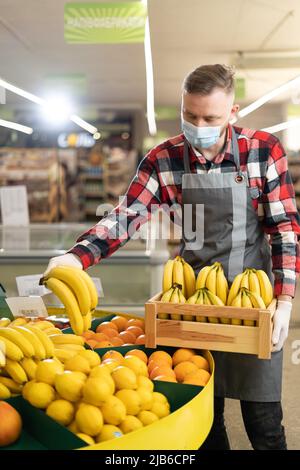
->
xmin=235 ymin=77 xmax=246 ymax=100
xmin=64 ymin=2 xmax=147 ymax=44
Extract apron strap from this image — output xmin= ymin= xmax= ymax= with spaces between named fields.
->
xmin=183 ymin=139 xmax=191 ymax=173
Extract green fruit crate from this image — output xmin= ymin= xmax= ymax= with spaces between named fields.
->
xmin=145 ymin=292 xmax=277 ymax=359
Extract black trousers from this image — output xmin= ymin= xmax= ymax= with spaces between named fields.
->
xmin=201 ymin=397 xmax=287 ymax=450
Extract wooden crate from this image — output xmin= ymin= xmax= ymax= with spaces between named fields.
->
xmin=145 ymin=293 xmax=277 ymax=359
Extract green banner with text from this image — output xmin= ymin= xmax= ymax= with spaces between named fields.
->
xmin=64 ymin=2 xmax=147 ymax=44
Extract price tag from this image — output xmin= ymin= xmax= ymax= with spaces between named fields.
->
xmin=16 ymin=275 xmax=50 ymax=297
xmin=5 ymin=297 xmax=48 ymax=318
xmin=0 ymin=185 xmax=29 ymax=226
xmin=91 ymin=277 xmax=104 ymax=298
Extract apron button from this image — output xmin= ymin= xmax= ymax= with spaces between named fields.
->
xmin=235 ymin=174 xmax=244 ymax=183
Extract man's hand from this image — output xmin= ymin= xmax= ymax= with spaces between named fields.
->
xmin=272 ymin=299 xmax=292 ymax=352
xmin=44 ymin=253 xmax=83 ymax=277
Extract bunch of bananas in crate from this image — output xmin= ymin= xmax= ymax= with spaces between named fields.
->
xmin=42 ymin=266 xmax=98 ymax=335
xmin=161 ymin=258 xmax=274 ymax=325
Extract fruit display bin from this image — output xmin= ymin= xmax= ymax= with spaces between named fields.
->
xmin=145 ymin=293 xmax=277 ymax=359
xmin=1 ymin=346 xmax=214 ymax=451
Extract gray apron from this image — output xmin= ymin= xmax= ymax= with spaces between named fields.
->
xmin=180 ymin=128 xmax=282 ymax=402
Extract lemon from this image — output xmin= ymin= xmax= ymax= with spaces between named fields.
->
xmin=123 ymin=356 xmax=148 ymax=377
xmin=22 ymin=380 xmax=36 ymax=400
xmin=64 ymin=355 xmax=91 ymax=375
xmin=82 ymin=377 xmax=112 ymax=406
xmin=68 ymin=420 xmax=79 ymax=433
xmin=101 ymin=359 xmax=120 ymax=373
xmin=100 ymin=396 xmax=126 ymax=425
xmin=90 ymin=365 xmax=110 ymax=379
xmin=46 ymin=399 xmax=74 ymax=426
xmin=136 ymin=387 xmax=153 ymax=411
xmin=35 ymin=359 xmax=64 ymax=386
xmin=76 ymin=433 xmax=95 ymax=445
xmin=77 ymin=350 xmax=101 ymax=368
xmin=111 ymin=366 xmax=137 ymax=390
xmin=136 ymin=376 xmax=154 ymax=392
xmin=119 ymin=415 xmax=143 ymax=434
xmin=75 ymin=403 xmax=104 ymax=436
xmin=96 ymin=424 xmax=123 ymax=443
xmin=137 ymin=410 xmax=159 ymax=426
xmin=151 ymin=401 xmax=170 ymax=418
xmin=54 ymin=371 xmax=85 ymax=402
xmin=89 ymin=368 xmax=115 ymax=394
xmin=115 ymin=389 xmax=142 ymax=415
xmin=26 ymin=382 xmax=55 ymax=409
xmin=152 ymin=391 xmax=168 ymax=404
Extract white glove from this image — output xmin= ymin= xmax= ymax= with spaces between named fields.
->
xmin=43 ymin=253 xmax=83 ymax=277
xmin=272 ymin=300 xmax=292 ymax=352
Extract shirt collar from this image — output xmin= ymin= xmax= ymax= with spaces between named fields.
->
xmin=186 ymin=124 xmax=236 ymax=166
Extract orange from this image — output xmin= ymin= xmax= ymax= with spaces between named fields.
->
xmin=96 ymin=322 xmax=118 ymax=333
xmin=101 ymin=328 xmax=119 ymax=339
xmin=95 ymin=341 xmax=113 ymax=348
xmin=82 ymin=330 xmax=95 ymax=340
xmin=127 ymin=318 xmax=145 ymax=330
xmin=135 ymin=335 xmax=146 ymax=345
xmin=102 ymin=350 xmax=124 ymax=364
xmin=174 ymin=361 xmax=199 ymax=382
xmin=93 ymin=333 xmax=109 ymax=343
xmin=118 ymin=331 xmax=136 ymax=344
xmin=126 ymin=326 xmax=144 ymax=338
xmin=190 ymin=355 xmax=210 ymax=372
xmin=149 ymin=365 xmax=176 ymax=380
xmin=153 ymin=375 xmax=177 ymax=383
xmin=147 ymin=358 xmax=170 ymax=373
xmin=172 ymin=348 xmax=196 ymax=367
xmin=125 ymin=349 xmax=148 ymax=364
xmin=183 ymin=369 xmax=211 ymax=386
xmin=148 ymin=351 xmax=173 ymax=367
xmin=110 ymin=316 xmax=128 ymax=332
xmin=110 ymin=337 xmax=124 ymax=347
xmin=86 ymin=339 xmax=98 ymax=349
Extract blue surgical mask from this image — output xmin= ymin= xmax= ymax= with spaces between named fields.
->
xmin=182 ymin=119 xmax=222 ymax=149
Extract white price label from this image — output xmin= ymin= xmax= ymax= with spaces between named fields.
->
xmin=91 ymin=277 xmax=104 ymax=298
xmin=5 ymin=297 xmax=48 ymax=318
xmin=16 ymin=275 xmax=50 ymax=297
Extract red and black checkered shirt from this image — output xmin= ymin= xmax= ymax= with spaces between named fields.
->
xmin=69 ymin=125 xmax=300 ymax=297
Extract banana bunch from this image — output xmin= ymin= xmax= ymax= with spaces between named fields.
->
xmin=196 ymin=262 xmax=228 ymax=304
xmin=162 ymin=256 xmax=196 ymax=300
xmin=227 ymin=268 xmax=273 ymax=309
xmin=186 ymin=288 xmax=225 ymax=324
xmin=42 ymin=266 xmax=98 ymax=336
xmin=49 ymin=333 xmax=86 ymax=363
xmin=229 ymin=287 xmax=266 ymax=326
xmin=160 ymin=285 xmax=186 ymax=321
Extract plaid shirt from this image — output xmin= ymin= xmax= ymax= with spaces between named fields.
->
xmin=69 ymin=124 xmax=300 ymax=297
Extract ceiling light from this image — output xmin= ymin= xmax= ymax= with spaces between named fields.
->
xmin=0 ymin=118 xmax=33 ymax=134
xmin=93 ymin=132 xmax=101 ymax=140
xmin=42 ymin=95 xmax=72 ymax=124
xmin=262 ymin=118 xmax=300 ymax=134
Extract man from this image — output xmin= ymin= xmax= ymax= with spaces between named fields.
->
xmin=45 ymin=64 xmax=300 ymax=450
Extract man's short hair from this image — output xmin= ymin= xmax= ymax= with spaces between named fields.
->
xmin=183 ymin=64 xmax=235 ymax=95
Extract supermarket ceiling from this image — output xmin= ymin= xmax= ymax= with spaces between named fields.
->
xmin=0 ymin=0 xmax=300 ymax=112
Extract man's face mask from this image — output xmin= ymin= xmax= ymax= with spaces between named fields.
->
xmin=181 ymin=114 xmax=230 ymax=149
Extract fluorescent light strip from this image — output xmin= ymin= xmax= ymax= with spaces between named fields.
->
xmin=262 ymin=118 xmax=300 ymax=134
xmin=143 ymin=1 xmax=157 ymax=136
xmin=237 ymin=74 xmax=300 ymax=119
xmin=0 ymin=118 xmax=33 ymax=134
xmin=0 ymin=77 xmax=97 ymax=134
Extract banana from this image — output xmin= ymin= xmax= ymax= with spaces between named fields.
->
xmin=0 ymin=318 xmax=11 ymax=327
xmin=241 ymin=290 xmax=255 ymax=326
xmin=172 ymin=259 xmax=185 ymax=296
xmin=69 ymin=267 xmax=98 ymax=310
xmin=240 ymin=269 xmax=250 ymax=289
xmin=227 ymin=273 xmax=243 ymax=306
xmin=0 ymin=383 xmax=11 ymax=399
xmin=10 ymin=317 xmax=28 ymax=327
xmin=0 ymin=348 xmax=6 ymax=367
xmin=83 ymin=310 xmax=92 ymax=332
xmin=161 ymin=287 xmax=174 ymax=302
xmin=205 ymin=265 xmax=217 ymax=295
xmin=196 ymin=265 xmax=212 ymax=290
xmin=4 ymin=358 xmax=28 ymax=384
xmin=255 ymin=270 xmax=273 ymax=307
xmin=230 ymin=291 xmax=242 ymax=325
xmin=53 ymin=343 xmax=85 ymax=352
xmin=206 ymin=288 xmax=230 ymax=324
xmin=53 ymin=348 xmax=77 ymax=362
xmin=24 ymin=325 xmax=55 ymax=358
xmin=21 ymin=357 xmax=38 ymax=380
xmin=0 ymin=376 xmax=23 ymax=394
xmin=203 ymin=290 xmax=219 ymax=323
xmin=43 ymin=327 xmax=63 ymax=336
xmin=0 ymin=327 xmax=35 ymax=357
xmin=162 ymin=259 xmax=175 ymax=293
xmin=246 ymin=289 xmax=266 ymax=309
xmin=178 ymin=286 xmax=192 ymax=321
xmin=44 ymin=277 xmax=84 ymax=335
xmin=158 ymin=312 xmax=169 ymax=319
xmin=45 ymin=266 xmax=91 ymax=316
xmin=248 ymin=269 xmax=261 ymax=296
xmin=195 ymin=290 xmax=207 ymax=322
xmin=186 ymin=291 xmax=199 ymax=304
xmin=49 ymin=334 xmax=85 ymax=346
xmin=13 ymin=326 xmax=46 ymax=360
xmin=182 ymin=260 xmax=196 ymax=299
xmin=0 ymin=335 xmax=24 ymax=361
xmin=29 ymin=320 xmax=55 ymax=330
xmin=170 ymin=287 xmax=182 ymax=321
xmin=216 ymin=266 xmax=228 ymax=304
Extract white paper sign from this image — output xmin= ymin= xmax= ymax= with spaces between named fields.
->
xmin=5 ymin=296 xmax=48 ymax=318
xmin=91 ymin=277 xmax=104 ymax=298
xmin=16 ymin=274 xmax=50 ymax=297
xmin=0 ymin=185 xmax=29 ymax=226
xmin=2 ymin=226 xmax=30 ymax=251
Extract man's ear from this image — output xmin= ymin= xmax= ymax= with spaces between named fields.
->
xmin=230 ymin=103 xmax=240 ymax=119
